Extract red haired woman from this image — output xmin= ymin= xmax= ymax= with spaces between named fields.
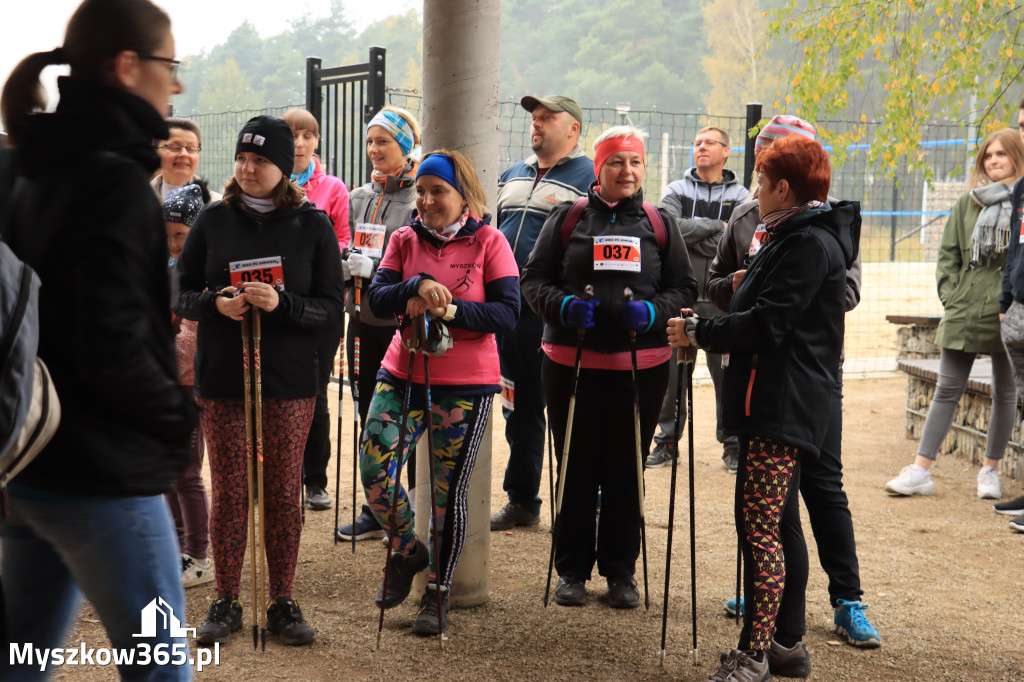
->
xmin=669 ymin=135 xmax=859 ymax=681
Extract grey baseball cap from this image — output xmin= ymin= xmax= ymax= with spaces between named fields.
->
xmin=520 ymin=95 xmax=584 ymax=126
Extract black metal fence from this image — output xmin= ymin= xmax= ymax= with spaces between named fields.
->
xmin=183 ymin=91 xmax=988 ymax=375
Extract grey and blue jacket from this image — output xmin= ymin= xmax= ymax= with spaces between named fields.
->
xmin=496 ymin=146 xmax=595 ymax=267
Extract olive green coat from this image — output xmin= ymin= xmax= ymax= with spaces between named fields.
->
xmin=934 ymin=192 xmax=1006 ymax=353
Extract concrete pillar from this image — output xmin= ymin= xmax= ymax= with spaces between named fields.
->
xmin=413 ymin=0 xmax=501 ymax=608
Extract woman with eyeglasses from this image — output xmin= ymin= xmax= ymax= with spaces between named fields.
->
xmin=0 ymin=0 xmax=196 ymax=677
xmin=152 ymin=117 xmax=222 ymax=203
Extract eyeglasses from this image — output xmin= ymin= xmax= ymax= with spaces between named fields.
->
xmin=157 ymin=144 xmax=201 ymax=154
xmin=693 ymin=139 xmax=728 ymax=149
xmin=141 ymin=55 xmax=181 ymax=84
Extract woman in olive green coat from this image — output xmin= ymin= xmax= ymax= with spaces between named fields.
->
xmin=885 ymin=128 xmax=1024 ymax=499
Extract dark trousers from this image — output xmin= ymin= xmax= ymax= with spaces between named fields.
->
xmin=794 ymin=369 xmax=862 ymax=606
xmin=302 ymin=320 xmax=343 ymax=490
xmin=544 ymin=356 xmax=667 ymax=580
xmin=497 ymin=304 xmax=547 ymax=515
xmin=346 ymin=318 xmax=396 ymax=428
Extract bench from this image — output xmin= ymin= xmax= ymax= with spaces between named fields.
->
xmin=899 ymin=357 xmax=1022 ymax=481
xmin=886 ymin=313 xmax=942 ymax=361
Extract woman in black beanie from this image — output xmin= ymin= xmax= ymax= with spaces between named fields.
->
xmin=176 ymin=115 xmax=344 ymax=646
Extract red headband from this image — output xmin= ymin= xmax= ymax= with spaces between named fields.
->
xmin=594 ymin=136 xmax=646 ymax=179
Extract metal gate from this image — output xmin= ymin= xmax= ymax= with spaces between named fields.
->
xmin=305 ymin=47 xmax=386 ymax=190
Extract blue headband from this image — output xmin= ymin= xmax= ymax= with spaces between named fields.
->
xmin=366 ymin=110 xmax=414 ymax=157
xmin=416 ymin=154 xmax=464 ymax=197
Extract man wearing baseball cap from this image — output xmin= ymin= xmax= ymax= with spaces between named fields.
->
xmin=706 ymin=115 xmax=882 ymax=667
xmin=491 ymin=95 xmax=595 ymax=532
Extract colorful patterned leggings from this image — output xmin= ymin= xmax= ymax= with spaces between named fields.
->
xmin=360 ymin=379 xmax=491 ymax=589
xmin=735 ymin=436 xmax=799 ymax=652
xmin=198 ymin=397 xmax=314 ymax=599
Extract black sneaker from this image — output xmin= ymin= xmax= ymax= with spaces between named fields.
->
xmin=994 ymin=494 xmax=1024 ymax=516
xmin=375 ymin=538 xmax=429 ymax=608
xmin=553 ymin=576 xmax=587 ymax=606
xmin=305 ymin=485 xmax=331 ymax=511
xmin=722 ymin=446 xmax=740 ymax=473
xmin=196 ymin=596 xmax=242 ymax=645
xmin=411 ymin=585 xmax=450 ymax=636
xmin=336 ymin=505 xmax=386 ymax=541
xmin=768 ymin=639 xmax=811 ymax=678
xmin=606 ymin=576 xmax=641 ymax=609
xmin=1009 ymin=513 xmax=1024 ymax=533
xmin=266 ymin=596 xmax=315 ymax=645
xmin=645 ymin=442 xmax=675 ymax=469
xmin=489 ymin=501 xmax=540 ymax=531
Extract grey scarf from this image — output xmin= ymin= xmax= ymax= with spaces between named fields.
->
xmin=969 ymin=182 xmax=1013 ymax=265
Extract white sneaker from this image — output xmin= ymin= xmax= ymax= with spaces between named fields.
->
xmin=182 ymin=554 xmax=214 ymax=588
xmin=885 ymin=465 xmax=934 ymax=496
xmin=977 ymin=466 xmax=1002 ymax=500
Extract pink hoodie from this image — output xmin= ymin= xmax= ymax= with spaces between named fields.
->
xmin=303 ymin=156 xmax=350 ymax=249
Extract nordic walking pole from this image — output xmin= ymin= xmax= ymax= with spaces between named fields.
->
xmin=624 ymin=287 xmax=650 ymax=611
xmin=376 ymin=342 xmax=417 ymax=649
xmin=332 ymin=309 xmax=343 ymax=543
xmin=350 ymin=276 xmax=364 ymax=553
xmin=421 ymin=315 xmax=446 ymax=648
xmin=659 ymin=344 xmax=688 ymax=666
xmin=241 ymin=311 xmax=259 ymax=651
xmin=686 ymin=346 xmax=698 ymax=665
xmin=544 ymin=284 xmax=593 ymax=607
xmin=547 ymin=422 xmax=556 ymax=527
xmin=252 ymin=309 xmax=267 ymax=652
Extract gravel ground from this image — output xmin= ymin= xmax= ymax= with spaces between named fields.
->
xmin=56 ymin=377 xmax=1023 ymax=681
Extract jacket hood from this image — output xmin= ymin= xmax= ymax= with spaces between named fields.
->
xmin=16 ymin=76 xmax=168 ymax=178
xmin=372 ymin=158 xmax=418 ymax=195
xmin=785 ymin=201 xmax=861 ymax=269
xmin=683 ymin=166 xmax=739 ymax=188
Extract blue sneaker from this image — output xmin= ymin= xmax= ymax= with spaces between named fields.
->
xmin=724 ymin=596 xmax=745 ymax=617
xmin=834 ymin=599 xmax=882 ymax=648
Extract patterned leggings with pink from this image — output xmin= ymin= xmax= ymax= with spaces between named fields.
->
xmin=198 ymin=397 xmax=314 ymax=599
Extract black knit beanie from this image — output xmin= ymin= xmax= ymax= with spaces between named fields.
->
xmin=235 ymin=115 xmax=294 ymax=177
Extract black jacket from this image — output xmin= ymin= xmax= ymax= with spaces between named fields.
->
xmin=694 ymin=202 xmax=860 ymax=455
xmin=1000 ymin=175 xmax=1024 ymax=313
xmin=522 ymin=184 xmax=697 ymax=354
xmin=175 ymin=200 xmax=344 ymax=399
xmin=4 ymin=77 xmax=195 ymax=496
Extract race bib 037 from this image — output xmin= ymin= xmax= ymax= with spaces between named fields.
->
xmin=593 ymin=235 xmax=641 ymax=272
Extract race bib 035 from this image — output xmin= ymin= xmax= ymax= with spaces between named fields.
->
xmin=229 ymin=256 xmax=285 ymax=291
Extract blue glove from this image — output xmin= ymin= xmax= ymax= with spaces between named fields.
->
xmin=563 ymin=296 xmax=599 ymax=329
xmin=620 ymin=299 xmax=653 ymax=331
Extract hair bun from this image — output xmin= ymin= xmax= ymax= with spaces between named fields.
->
xmin=49 ymin=47 xmax=68 ymax=64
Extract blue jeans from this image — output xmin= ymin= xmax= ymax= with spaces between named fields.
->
xmin=1 ymin=492 xmax=191 ymax=681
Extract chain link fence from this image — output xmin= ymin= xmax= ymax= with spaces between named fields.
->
xmin=186 ymin=93 xmax=985 ymax=377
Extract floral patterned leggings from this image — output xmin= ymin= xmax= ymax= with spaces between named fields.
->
xmin=736 ymin=436 xmax=798 ymax=652
xmin=360 ymin=380 xmax=492 ymax=589
xmin=198 ymin=397 xmax=314 ymax=599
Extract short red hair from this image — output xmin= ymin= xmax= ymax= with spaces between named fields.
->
xmin=755 ymin=135 xmax=831 ymax=204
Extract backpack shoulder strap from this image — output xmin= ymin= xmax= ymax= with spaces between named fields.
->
xmin=559 ymin=197 xmax=590 ymax=248
xmin=642 ymin=202 xmax=668 ymax=250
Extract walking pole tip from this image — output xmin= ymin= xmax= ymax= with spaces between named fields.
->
xmin=658 ymin=649 xmax=666 ymax=667
xmin=691 ymin=648 xmax=699 ymax=665
xmin=261 ymin=627 xmax=267 ymax=652
xmin=251 ymin=624 xmax=258 ymax=650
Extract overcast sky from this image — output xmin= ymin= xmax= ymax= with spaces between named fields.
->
xmin=2 ymin=0 xmax=420 ymax=104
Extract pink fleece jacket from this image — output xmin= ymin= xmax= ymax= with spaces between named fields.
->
xmin=303 ymin=156 xmax=350 ymax=249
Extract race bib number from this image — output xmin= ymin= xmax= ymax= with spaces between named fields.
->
xmin=749 ymin=224 xmax=767 ymax=258
xmin=354 ymin=223 xmax=386 ymax=258
xmin=229 ymin=256 xmax=285 ymax=290
xmin=593 ymin=236 xmax=641 ymax=272
xmin=499 ymin=376 xmax=515 ymax=411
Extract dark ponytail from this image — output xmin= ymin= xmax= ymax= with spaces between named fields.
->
xmin=1 ymin=0 xmax=171 ymax=148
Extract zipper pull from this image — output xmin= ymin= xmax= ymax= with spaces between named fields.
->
xmin=611 ymin=213 xmax=617 ymax=223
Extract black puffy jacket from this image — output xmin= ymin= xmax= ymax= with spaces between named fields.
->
xmin=693 ymin=202 xmax=860 ymax=456
xmin=175 ymin=200 xmax=344 ymax=399
xmin=4 ymin=77 xmax=195 ymax=496
xmin=522 ymin=183 xmax=696 ymax=354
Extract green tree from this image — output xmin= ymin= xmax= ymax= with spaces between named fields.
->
xmin=767 ymin=0 xmax=1024 ymax=175
xmin=700 ymin=0 xmax=784 ymax=115
xmin=197 ymin=57 xmax=262 ymax=112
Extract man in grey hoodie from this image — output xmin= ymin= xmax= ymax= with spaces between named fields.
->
xmin=647 ymin=126 xmax=749 ymax=471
